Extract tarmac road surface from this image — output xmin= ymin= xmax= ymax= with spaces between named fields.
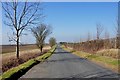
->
xmin=21 ymin=46 xmax=119 ymax=78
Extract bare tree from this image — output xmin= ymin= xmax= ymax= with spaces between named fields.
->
xmin=104 ymin=29 xmax=109 ymax=39
xmin=96 ymin=23 xmax=104 ymax=40
xmin=79 ymin=36 xmax=82 ymax=43
xmin=87 ymin=31 xmax=91 ymax=41
xmin=31 ymin=24 xmax=52 ymax=53
xmin=96 ymin=23 xmax=104 ymax=50
xmin=2 ymin=1 xmax=43 ymax=58
xmin=49 ymin=37 xmax=56 ymax=48
xmin=104 ymin=29 xmax=110 ymax=49
xmin=114 ymin=18 xmax=120 ymax=49
xmin=114 ymin=18 xmax=119 ymax=36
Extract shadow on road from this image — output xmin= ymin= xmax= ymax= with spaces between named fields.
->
xmin=68 ymin=69 xmax=118 ymax=78
xmin=46 ymin=57 xmax=86 ymax=63
xmin=53 ymin=52 xmax=70 ymax=54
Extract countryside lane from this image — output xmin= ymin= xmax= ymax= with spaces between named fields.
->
xmin=21 ymin=46 xmax=118 ymax=78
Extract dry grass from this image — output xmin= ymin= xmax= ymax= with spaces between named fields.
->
xmin=62 ymin=46 xmax=119 ymax=73
xmin=65 ymin=45 xmax=119 ymax=59
xmin=96 ymin=49 xmax=119 ymax=59
xmin=2 ymin=46 xmax=50 ymax=57
xmin=1 ymin=46 xmax=56 ymax=79
xmin=1 ymin=46 xmax=51 ymax=73
xmin=2 ymin=50 xmax=48 ymax=72
xmin=2 ymin=44 xmax=51 ymax=54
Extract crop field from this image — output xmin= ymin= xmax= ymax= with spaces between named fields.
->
xmin=1 ymin=44 xmax=39 ymax=54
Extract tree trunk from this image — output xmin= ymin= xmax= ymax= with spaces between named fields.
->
xmin=16 ymin=32 xmax=19 ymax=59
xmin=116 ymin=36 xmax=120 ymax=49
xmin=40 ymin=46 xmax=43 ymax=53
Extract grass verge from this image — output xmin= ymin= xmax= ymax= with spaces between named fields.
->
xmin=62 ymin=46 xmax=119 ymax=73
xmin=0 ymin=45 xmax=56 ymax=80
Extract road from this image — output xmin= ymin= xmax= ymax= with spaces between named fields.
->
xmin=21 ymin=46 xmax=118 ymax=78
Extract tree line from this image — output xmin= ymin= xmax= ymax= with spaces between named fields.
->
xmin=2 ymin=1 xmax=56 ymax=59
xmin=60 ymin=22 xmax=120 ymax=53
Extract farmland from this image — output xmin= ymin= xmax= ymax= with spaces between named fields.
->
xmin=0 ymin=44 xmax=51 ymax=73
xmin=1 ymin=44 xmax=39 ymax=54
xmin=1 ymin=1 xmax=119 ymax=79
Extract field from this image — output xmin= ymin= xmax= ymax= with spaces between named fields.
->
xmin=1 ymin=44 xmax=39 ymax=54
xmin=0 ymin=44 xmax=51 ymax=73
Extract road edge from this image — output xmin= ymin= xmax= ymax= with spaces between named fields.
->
xmin=0 ymin=45 xmax=56 ymax=80
xmin=61 ymin=46 xmax=119 ymax=74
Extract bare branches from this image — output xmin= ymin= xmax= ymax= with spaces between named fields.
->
xmin=96 ymin=23 xmax=104 ymax=40
xmin=31 ymin=24 xmax=52 ymax=52
xmin=104 ymin=29 xmax=109 ymax=39
xmin=2 ymin=1 xmax=43 ymax=58
xmin=87 ymin=31 xmax=91 ymax=41
xmin=104 ymin=29 xmax=110 ymax=49
xmin=2 ymin=2 xmax=16 ymax=30
xmin=2 ymin=1 xmax=43 ymax=36
xmin=49 ymin=37 xmax=56 ymax=48
xmin=114 ymin=17 xmax=120 ymax=49
xmin=114 ymin=18 xmax=119 ymax=37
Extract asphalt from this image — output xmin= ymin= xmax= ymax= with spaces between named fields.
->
xmin=20 ymin=46 xmax=119 ymax=78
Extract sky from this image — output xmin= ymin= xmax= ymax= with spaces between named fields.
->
xmin=1 ymin=2 xmax=118 ymax=45
xmin=1 ymin=0 xmax=120 ymax=2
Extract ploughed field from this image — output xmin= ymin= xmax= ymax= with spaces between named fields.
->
xmin=1 ymin=44 xmax=38 ymax=54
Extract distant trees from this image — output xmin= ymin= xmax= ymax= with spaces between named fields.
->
xmin=96 ymin=23 xmax=104 ymax=50
xmin=31 ymin=24 xmax=52 ymax=53
xmin=104 ymin=29 xmax=110 ymax=49
xmin=87 ymin=31 xmax=91 ymax=41
xmin=49 ymin=37 xmax=56 ymax=48
xmin=2 ymin=1 xmax=43 ymax=59
xmin=62 ymin=20 xmax=119 ymax=52
xmin=114 ymin=19 xmax=120 ymax=49
xmin=96 ymin=23 xmax=104 ymax=40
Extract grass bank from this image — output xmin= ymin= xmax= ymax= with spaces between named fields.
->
xmin=62 ymin=46 xmax=119 ymax=73
xmin=0 ymin=45 xmax=56 ymax=80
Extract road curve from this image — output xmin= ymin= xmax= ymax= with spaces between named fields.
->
xmin=20 ymin=46 xmax=118 ymax=78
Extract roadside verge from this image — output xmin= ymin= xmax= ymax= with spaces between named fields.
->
xmin=0 ymin=45 xmax=56 ymax=80
xmin=61 ymin=46 xmax=119 ymax=73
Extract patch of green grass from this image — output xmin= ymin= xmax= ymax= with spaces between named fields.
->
xmin=35 ymin=45 xmax=56 ymax=61
xmin=1 ymin=45 xmax=56 ymax=79
xmin=79 ymin=52 xmax=118 ymax=66
xmin=91 ymin=56 xmax=119 ymax=66
xmin=87 ymin=54 xmax=98 ymax=59
xmin=1 ymin=59 xmax=36 ymax=79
